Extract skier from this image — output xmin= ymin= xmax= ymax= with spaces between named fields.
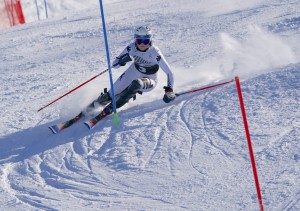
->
xmin=83 ymin=25 xmax=176 ymax=128
xmin=49 ymin=26 xmax=176 ymax=133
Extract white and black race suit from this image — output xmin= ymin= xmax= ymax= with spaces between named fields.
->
xmin=109 ymin=42 xmax=174 ymax=96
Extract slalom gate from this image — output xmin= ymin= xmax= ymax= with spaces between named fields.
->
xmin=200 ymin=76 xmax=264 ymax=210
xmin=0 ymin=0 xmax=25 ymax=29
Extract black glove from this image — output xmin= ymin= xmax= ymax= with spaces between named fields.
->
xmin=163 ymin=86 xmax=176 ymax=103
xmin=117 ymin=53 xmax=132 ymax=66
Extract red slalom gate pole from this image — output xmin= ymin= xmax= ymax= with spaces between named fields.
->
xmin=235 ymin=76 xmax=264 ymax=211
xmin=37 ymin=68 xmax=109 ymax=112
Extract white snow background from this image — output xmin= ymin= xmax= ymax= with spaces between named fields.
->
xmin=0 ymin=0 xmax=299 ymax=210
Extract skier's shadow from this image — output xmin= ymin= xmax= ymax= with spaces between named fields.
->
xmin=0 ymin=118 xmax=99 ymax=165
xmin=0 ymin=97 xmax=177 ymax=165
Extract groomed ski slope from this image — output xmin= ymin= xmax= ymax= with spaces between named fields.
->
xmin=0 ymin=0 xmax=299 ymax=210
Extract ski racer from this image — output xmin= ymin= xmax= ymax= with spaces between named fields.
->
xmin=84 ymin=25 xmax=176 ymax=128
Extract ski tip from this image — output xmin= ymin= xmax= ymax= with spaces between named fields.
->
xmin=49 ymin=125 xmax=60 ymax=134
xmin=49 ymin=126 xmax=57 ymax=134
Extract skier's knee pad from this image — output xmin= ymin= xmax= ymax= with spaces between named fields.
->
xmin=139 ymin=78 xmax=153 ymax=90
xmin=131 ymin=78 xmax=153 ymax=91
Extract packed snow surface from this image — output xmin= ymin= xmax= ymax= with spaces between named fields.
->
xmin=0 ymin=0 xmax=299 ymax=210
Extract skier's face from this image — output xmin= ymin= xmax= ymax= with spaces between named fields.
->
xmin=136 ymin=42 xmax=150 ymax=51
xmin=136 ymin=38 xmax=150 ymax=51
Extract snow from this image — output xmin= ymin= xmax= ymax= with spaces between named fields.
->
xmin=0 ymin=0 xmax=300 ymax=210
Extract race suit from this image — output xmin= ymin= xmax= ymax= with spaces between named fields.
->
xmin=109 ymin=42 xmax=174 ymax=96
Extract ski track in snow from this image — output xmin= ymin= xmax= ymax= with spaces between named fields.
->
xmin=1 ymin=0 xmax=300 ymax=210
xmin=0 ymin=67 xmax=299 ymax=210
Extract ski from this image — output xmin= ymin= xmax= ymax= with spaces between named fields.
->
xmin=84 ymin=112 xmax=107 ymax=130
xmin=84 ymin=103 xmax=114 ymax=130
xmin=49 ymin=112 xmax=85 ymax=134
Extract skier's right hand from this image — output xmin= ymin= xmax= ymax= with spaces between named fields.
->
xmin=112 ymin=59 xmax=120 ymax=67
xmin=113 ymin=53 xmax=132 ymax=67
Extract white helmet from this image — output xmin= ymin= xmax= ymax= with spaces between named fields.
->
xmin=134 ymin=26 xmax=153 ymax=39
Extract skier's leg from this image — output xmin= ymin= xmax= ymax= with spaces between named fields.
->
xmin=109 ymin=65 xmax=138 ymax=96
xmin=82 ymin=88 xmax=112 ymax=115
xmin=115 ymin=79 xmax=142 ymax=108
xmin=95 ymin=88 xmax=111 ymax=105
xmin=84 ymin=66 xmax=137 ymax=114
xmin=115 ymin=77 xmax=157 ymax=108
xmin=88 ymin=77 xmax=157 ymax=126
xmin=97 ymin=78 xmax=144 ymax=118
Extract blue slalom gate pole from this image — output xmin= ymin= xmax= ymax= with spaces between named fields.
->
xmin=98 ymin=0 xmax=118 ymax=126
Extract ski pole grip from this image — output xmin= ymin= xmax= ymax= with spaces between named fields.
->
xmin=117 ymin=53 xmax=132 ymax=66
xmin=119 ymin=53 xmax=132 ymax=63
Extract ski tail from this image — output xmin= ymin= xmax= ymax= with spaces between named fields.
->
xmin=49 ymin=112 xmax=84 ymax=134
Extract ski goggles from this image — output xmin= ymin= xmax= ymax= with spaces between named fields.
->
xmin=136 ymin=38 xmax=151 ymax=45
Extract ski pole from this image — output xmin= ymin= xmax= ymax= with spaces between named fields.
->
xmin=37 ymin=68 xmax=110 ymax=112
xmin=175 ymin=79 xmax=234 ymax=97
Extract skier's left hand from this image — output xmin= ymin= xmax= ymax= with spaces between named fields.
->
xmin=163 ymin=86 xmax=176 ymax=103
